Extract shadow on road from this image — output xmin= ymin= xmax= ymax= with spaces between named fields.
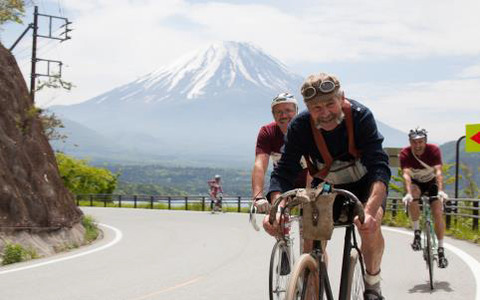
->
xmin=408 ymin=281 xmax=453 ymax=294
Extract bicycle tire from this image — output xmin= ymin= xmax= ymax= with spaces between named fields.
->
xmin=285 ymin=254 xmax=319 ymax=300
xmin=269 ymin=240 xmax=291 ymax=300
xmin=346 ymin=250 xmax=365 ymax=300
xmin=425 ymin=221 xmax=434 ymax=290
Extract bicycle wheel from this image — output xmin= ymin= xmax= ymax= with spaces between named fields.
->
xmin=285 ymin=254 xmax=319 ymax=300
xmin=269 ymin=240 xmax=291 ymax=300
xmin=346 ymin=250 xmax=365 ymax=299
xmin=424 ymin=221 xmax=434 ymax=290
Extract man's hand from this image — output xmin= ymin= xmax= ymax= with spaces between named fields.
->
xmin=262 ymin=213 xmax=282 ymax=237
xmin=438 ymin=190 xmax=448 ymax=201
xmin=354 ymin=212 xmax=379 ymax=234
xmin=402 ymin=193 xmax=413 ymax=206
xmin=254 ymin=197 xmax=270 ymax=213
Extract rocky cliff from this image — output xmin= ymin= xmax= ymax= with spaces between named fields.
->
xmin=0 ymin=42 xmax=85 ymax=256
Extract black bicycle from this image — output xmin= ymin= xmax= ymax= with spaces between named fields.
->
xmin=268 ymin=183 xmax=366 ymax=300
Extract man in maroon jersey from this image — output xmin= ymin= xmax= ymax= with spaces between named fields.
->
xmin=400 ymin=128 xmax=448 ymax=268
xmin=251 ymin=92 xmax=310 ymax=211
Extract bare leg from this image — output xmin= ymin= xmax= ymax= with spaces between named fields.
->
xmin=408 ymin=185 xmax=422 ymax=224
xmin=359 ymin=208 xmax=384 ymax=275
xmin=431 ymin=200 xmax=445 ymax=240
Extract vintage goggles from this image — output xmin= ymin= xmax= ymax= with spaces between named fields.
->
xmin=301 ymin=80 xmax=339 ymax=100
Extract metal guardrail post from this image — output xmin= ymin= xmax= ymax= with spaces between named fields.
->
xmin=90 ymin=195 xmax=93 ymax=207
xmin=119 ymin=195 xmax=122 ymax=208
xmin=185 ymin=196 xmax=188 ymax=210
xmin=474 ymin=200 xmax=479 ymax=230
xmin=392 ymin=199 xmax=397 ymax=218
xmin=202 ymin=196 xmax=205 ymax=211
xmin=238 ymin=197 xmax=241 ymax=212
xmin=104 ymin=196 xmax=107 ymax=207
xmin=150 ymin=196 xmax=154 ymax=209
xmin=168 ymin=196 xmax=171 ymax=210
xmin=134 ymin=195 xmax=137 ymax=208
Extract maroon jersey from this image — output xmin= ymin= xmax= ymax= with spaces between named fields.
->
xmin=255 ymin=122 xmax=308 ymax=188
xmin=399 ymin=144 xmax=442 ymax=183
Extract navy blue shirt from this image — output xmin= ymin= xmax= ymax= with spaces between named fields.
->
xmin=268 ymin=99 xmax=391 ymax=197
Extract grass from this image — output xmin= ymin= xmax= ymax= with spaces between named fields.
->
xmin=82 ymin=215 xmax=100 ymax=243
xmin=1 ymin=243 xmax=39 ymax=265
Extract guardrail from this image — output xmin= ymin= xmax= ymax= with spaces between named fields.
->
xmin=75 ymin=194 xmax=479 ymax=231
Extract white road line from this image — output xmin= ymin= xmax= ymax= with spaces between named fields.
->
xmin=383 ymin=226 xmax=480 ymax=300
xmin=0 ymin=223 xmax=122 ymax=275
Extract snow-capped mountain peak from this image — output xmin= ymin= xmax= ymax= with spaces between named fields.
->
xmin=93 ymin=41 xmax=302 ymax=104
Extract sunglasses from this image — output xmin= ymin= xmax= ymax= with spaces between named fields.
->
xmin=301 ymin=80 xmax=339 ymax=100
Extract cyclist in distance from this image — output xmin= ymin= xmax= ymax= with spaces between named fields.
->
xmin=208 ymin=174 xmax=223 ymax=211
xmin=400 ymin=128 xmax=449 ymax=268
xmin=263 ymin=72 xmax=391 ymax=300
xmin=251 ymin=92 xmax=311 ymax=211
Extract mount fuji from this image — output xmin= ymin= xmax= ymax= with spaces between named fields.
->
xmin=50 ymin=41 xmax=405 ymax=166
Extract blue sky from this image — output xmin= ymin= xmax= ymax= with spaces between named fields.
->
xmin=1 ymin=0 xmax=480 ymax=144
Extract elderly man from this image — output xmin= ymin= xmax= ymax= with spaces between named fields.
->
xmin=400 ymin=128 xmax=448 ymax=268
xmin=263 ymin=73 xmax=390 ymax=300
xmin=251 ymin=92 xmax=310 ymax=204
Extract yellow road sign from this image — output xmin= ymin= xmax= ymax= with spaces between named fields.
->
xmin=466 ymin=123 xmax=480 ymax=152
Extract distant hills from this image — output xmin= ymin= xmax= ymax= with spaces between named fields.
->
xmin=50 ymin=41 xmax=408 ymax=168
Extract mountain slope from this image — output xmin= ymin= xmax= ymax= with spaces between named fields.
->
xmin=50 ymin=41 xmax=407 ymax=165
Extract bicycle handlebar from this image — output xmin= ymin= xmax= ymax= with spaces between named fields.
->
xmin=268 ymin=186 xmax=365 ymax=226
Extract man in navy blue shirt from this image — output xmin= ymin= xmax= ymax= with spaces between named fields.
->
xmin=263 ymin=72 xmax=390 ymax=300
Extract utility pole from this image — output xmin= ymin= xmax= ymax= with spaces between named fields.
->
xmin=9 ymin=6 xmax=72 ymax=103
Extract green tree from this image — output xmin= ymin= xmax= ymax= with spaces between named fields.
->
xmin=460 ymin=164 xmax=479 ymax=198
xmin=0 ymin=0 xmax=25 ymax=25
xmin=56 ymin=153 xmax=118 ymax=195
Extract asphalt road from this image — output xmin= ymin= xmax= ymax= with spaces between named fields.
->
xmin=0 ymin=207 xmax=478 ymax=300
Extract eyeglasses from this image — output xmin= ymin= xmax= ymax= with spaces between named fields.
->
xmin=273 ymin=108 xmax=296 ymax=116
xmin=301 ymin=80 xmax=339 ymax=100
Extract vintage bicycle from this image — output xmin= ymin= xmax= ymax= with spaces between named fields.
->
xmin=250 ymin=199 xmax=301 ymax=300
xmin=268 ymin=183 xmax=366 ymax=300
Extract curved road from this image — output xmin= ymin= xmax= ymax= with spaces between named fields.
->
xmin=0 ymin=207 xmax=479 ymax=300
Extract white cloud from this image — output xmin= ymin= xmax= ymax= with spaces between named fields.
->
xmin=5 ymin=0 xmax=480 ymax=144
xmin=350 ymin=77 xmax=480 ymax=143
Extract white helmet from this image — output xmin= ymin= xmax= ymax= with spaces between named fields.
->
xmin=271 ymin=92 xmax=298 ymax=113
xmin=214 ymin=174 xmax=221 ymax=179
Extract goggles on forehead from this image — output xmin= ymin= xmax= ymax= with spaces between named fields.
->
xmin=301 ymin=80 xmax=339 ymax=101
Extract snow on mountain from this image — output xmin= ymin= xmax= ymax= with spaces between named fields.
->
xmin=50 ymin=41 xmax=406 ymax=165
xmin=91 ymin=41 xmax=302 ymax=105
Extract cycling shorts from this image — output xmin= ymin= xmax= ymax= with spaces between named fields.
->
xmin=411 ymin=178 xmax=439 ymax=202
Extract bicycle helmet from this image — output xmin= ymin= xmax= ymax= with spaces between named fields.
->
xmin=271 ymin=92 xmax=298 ymax=113
xmin=408 ymin=127 xmax=428 ymax=141
xmin=214 ymin=174 xmax=221 ymax=179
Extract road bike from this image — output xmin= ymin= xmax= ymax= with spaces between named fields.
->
xmin=407 ymin=195 xmax=439 ymax=290
xmin=250 ymin=199 xmax=301 ymax=300
xmin=268 ymin=183 xmax=366 ymax=300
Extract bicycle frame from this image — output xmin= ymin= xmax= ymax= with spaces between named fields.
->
xmin=270 ymin=185 xmax=366 ymax=300
xmin=306 ymin=221 xmax=363 ymax=300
